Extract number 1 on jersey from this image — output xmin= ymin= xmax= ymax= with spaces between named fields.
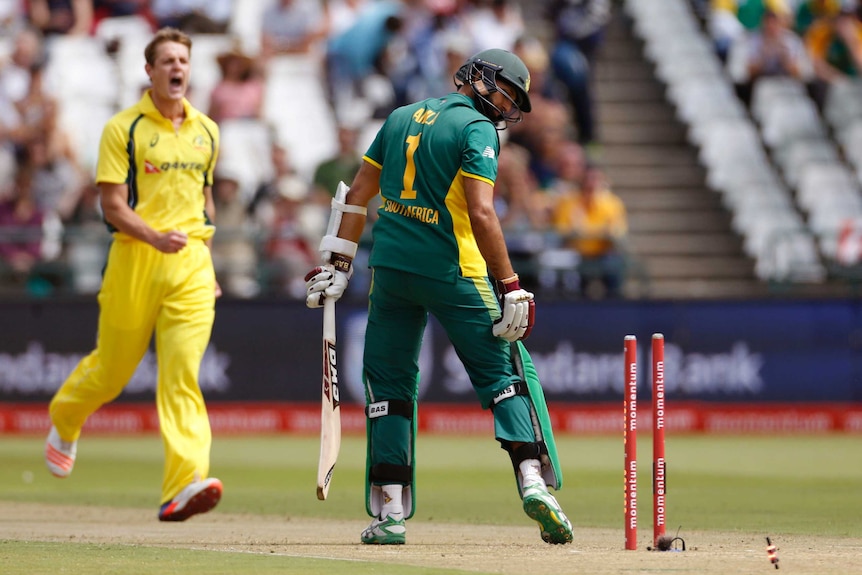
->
xmin=401 ymin=134 xmax=420 ymax=200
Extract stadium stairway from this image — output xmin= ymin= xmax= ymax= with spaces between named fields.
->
xmin=592 ymin=7 xmax=770 ymax=299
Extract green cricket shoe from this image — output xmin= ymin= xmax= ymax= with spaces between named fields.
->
xmin=522 ymin=483 xmax=574 ymax=544
xmin=360 ymin=513 xmax=406 ymax=545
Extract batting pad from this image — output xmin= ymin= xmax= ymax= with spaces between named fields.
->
xmin=365 ymin=396 xmax=418 ymax=520
xmin=511 ymin=341 xmax=563 ymax=494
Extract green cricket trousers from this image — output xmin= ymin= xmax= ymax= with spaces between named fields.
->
xmin=363 ymin=266 xmax=537 ymax=481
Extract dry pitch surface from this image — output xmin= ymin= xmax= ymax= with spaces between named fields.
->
xmin=2 ymin=501 xmax=860 ymax=574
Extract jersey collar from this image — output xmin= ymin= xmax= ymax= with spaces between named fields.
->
xmin=139 ymin=89 xmax=200 ymax=124
xmin=448 ymin=92 xmax=476 ymax=109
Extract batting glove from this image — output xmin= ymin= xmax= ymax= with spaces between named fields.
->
xmin=492 ymin=275 xmax=535 ymax=342
xmin=305 ymin=261 xmax=352 ymax=308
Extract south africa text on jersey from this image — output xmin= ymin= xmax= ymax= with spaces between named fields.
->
xmin=383 ymin=198 xmax=440 ymax=224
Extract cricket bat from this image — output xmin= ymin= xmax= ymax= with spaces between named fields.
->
xmin=317 ymin=296 xmax=341 ymax=500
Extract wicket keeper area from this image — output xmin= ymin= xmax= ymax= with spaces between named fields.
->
xmin=1 ymin=435 xmax=860 ymax=575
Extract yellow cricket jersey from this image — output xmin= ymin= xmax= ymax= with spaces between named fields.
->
xmin=96 ymin=90 xmax=219 ymax=241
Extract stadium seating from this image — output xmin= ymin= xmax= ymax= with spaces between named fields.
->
xmin=44 ymin=36 xmax=119 ymax=174
xmin=227 ymin=0 xmax=271 ymax=55
xmin=93 ymin=14 xmax=154 ymax=45
xmin=217 ymin=119 xmax=276 ymax=203
xmin=186 ymin=34 xmax=235 ymax=113
xmin=777 ymin=138 xmax=839 ymax=188
xmin=262 ymin=54 xmax=337 ymax=180
xmin=626 ymin=0 xmax=839 ymax=284
xmin=836 ymin=119 xmax=862 ymax=183
xmin=759 ymin=95 xmax=825 ymax=155
xmin=824 ymin=79 xmax=862 ymax=133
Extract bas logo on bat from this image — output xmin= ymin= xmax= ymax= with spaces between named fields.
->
xmin=323 ymin=342 xmax=340 ymax=406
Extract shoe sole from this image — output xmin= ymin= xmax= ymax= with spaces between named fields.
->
xmin=45 ymin=442 xmax=75 ymax=478
xmin=361 ymin=535 xmax=406 ymax=545
xmin=523 ymin=496 xmax=574 ymax=544
xmin=159 ymin=481 xmax=223 ymax=522
xmin=361 ymin=519 xmax=406 ymax=545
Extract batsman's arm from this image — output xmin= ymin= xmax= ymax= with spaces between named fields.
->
xmin=463 ymin=176 xmax=516 ymax=282
xmin=305 ymin=160 xmax=381 ymax=308
xmin=334 ymin=160 xmax=381 ymax=249
xmin=465 ymin=176 xmax=535 ymax=341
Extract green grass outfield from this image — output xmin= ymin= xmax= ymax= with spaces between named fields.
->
xmin=1 ymin=433 xmax=860 ymax=573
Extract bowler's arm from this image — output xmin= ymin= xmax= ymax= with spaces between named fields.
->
xmin=203 ymin=184 xmax=222 ymax=296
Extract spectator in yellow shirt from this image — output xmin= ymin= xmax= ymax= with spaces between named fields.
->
xmin=552 ymin=164 xmax=628 ymax=299
xmin=805 ymin=6 xmax=862 ymax=106
xmin=805 ymin=6 xmax=862 ymax=80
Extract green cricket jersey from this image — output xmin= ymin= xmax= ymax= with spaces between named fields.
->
xmin=363 ymin=93 xmax=500 ymax=281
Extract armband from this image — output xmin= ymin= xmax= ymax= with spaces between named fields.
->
xmin=332 ymin=198 xmax=367 ymax=216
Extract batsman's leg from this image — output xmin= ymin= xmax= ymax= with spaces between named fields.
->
xmin=361 ymin=268 xmax=423 ymax=543
xmin=427 ymin=276 xmax=573 ymax=544
xmin=494 ymin=393 xmax=574 ymax=545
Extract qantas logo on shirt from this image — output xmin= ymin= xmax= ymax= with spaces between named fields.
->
xmin=143 ymin=160 xmax=205 ymax=173
xmin=482 ymin=146 xmax=495 ymax=159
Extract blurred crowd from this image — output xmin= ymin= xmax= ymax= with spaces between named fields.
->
xmin=0 ymin=0 xmax=631 ymax=301
xmin=706 ymin=0 xmax=862 ymax=106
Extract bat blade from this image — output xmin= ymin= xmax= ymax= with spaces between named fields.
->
xmin=317 ymin=297 xmax=341 ymax=500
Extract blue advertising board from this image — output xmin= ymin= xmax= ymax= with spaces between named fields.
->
xmin=1 ymin=299 xmax=860 ymax=404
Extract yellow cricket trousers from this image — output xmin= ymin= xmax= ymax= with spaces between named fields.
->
xmin=49 ymin=238 xmax=216 ymax=504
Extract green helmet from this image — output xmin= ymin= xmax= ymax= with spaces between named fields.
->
xmin=455 ymin=48 xmax=532 ymax=123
